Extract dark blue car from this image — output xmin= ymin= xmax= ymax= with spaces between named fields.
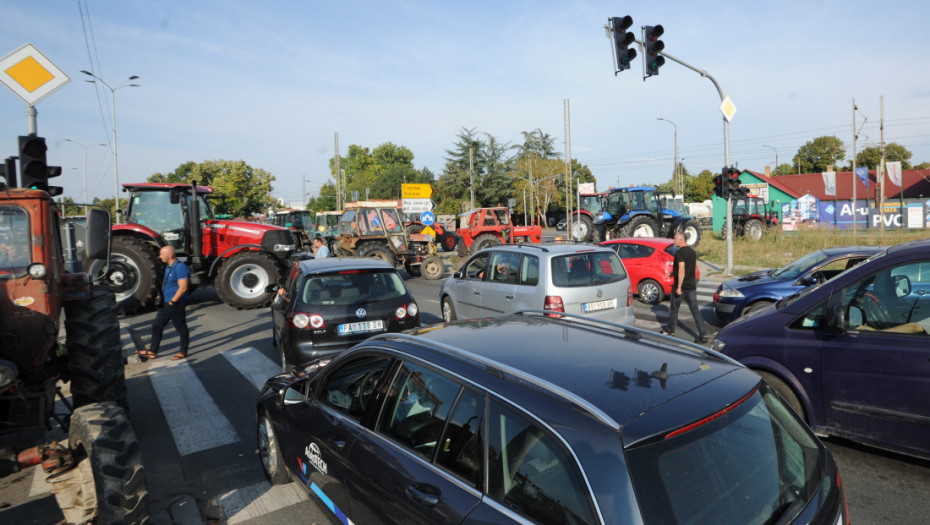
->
xmin=713 ymin=245 xmax=882 ymax=323
xmin=712 ymin=239 xmax=930 ymax=460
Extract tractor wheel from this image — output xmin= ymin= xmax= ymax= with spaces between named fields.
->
xmin=472 ymin=233 xmax=501 ymax=252
xmin=438 ymin=231 xmax=458 ymax=252
xmin=745 ymin=219 xmax=764 ymax=241
xmin=571 ymin=215 xmax=599 ymax=242
xmin=96 ymin=237 xmax=160 ymax=314
xmin=216 ymin=251 xmax=282 ymax=309
xmin=677 ymin=219 xmax=701 ymax=246
xmin=65 ymin=285 xmax=127 ymax=411
xmin=636 ymin=279 xmax=665 ymax=305
xmin=404 ymin=260 xmax=422 ymax=278
xmin=623 ymin=216 xmax=659 ymax=238
xmin=51 ymin=402 xmax=149 ymax=525
xmin=356 ymin=242 xmax=398 ymax=267
xmin=421 ymin=256 xmax=445 ymax=280
xmin=456 ymin=239 xmax=469 ymax=258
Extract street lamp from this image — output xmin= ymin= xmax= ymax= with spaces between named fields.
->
xmin=762 ymin=144 xmax=778 ymax=173
xmin=80 ymin=71 xmax=140 ymax=224
xmin=656 ymin=118 xmax=680 ymax=195
xmin=62 ymin=138 xmax=106 ymax=212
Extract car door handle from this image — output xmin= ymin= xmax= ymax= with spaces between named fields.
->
xmin=473 ymin=288 xmax=480 ymax=295
xmin=406 ymin=483 xmax=440 ymax=507
xmin=505 ymin=294 xmax=514 ymax=300
xmin=327 ymin=437 xmax=346 ymax=451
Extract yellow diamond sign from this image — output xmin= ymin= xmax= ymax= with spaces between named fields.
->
xmin=719 ymin=95 xmax=737 ymax=122
xmin=0 ymin=43 xmax=71 ymax=106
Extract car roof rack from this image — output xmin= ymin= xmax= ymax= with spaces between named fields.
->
xmin=369 ymin=332 xmax=621 ymax=431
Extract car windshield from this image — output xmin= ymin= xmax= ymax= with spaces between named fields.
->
xmin=298 ymin=270 xmax=407 ymax=307
xmin=551 ymin=251 xmax=627 ymax=287
xmin=771 ymin=250 xmax=831 ymax=280
xmin=626 ymin=385 xmax=824 ymax=525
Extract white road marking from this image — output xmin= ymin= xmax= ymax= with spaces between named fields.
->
xmin=222 ymin=347 xmax=282 ymax=390
xmin=218 ymin=480 xmax=308 ymax=524
xmin=148 ymin=358 xmax=239 ymax=456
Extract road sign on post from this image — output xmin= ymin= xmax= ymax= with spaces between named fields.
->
xmin=402 ymin=198 xmax=433 ymax=215
xmin=0 ymin=43 xmax=71 ymax=106
xmin=401 ymin=183 xmax=433 ymax=199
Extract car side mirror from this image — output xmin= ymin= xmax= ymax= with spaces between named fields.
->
xmin=892 ymin=274 xmax=911 ymax=298
xmin=283 ymin=384 xmax=307 ymax=405
xmin=827 ymin=303 xmax=847 ymax=333
xmin=798 ymin=275 xmax=818 ymax=287
xmin=453 ymin=270 xmax=463 ymax=279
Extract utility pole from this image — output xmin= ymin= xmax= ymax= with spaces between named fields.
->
xmin=334 ymin=132 xmax=341 ymax=210
xmin=564 ymin=99 xmax=573 ymax=233
xmin=469 ymin=147 xmax=475 ymax=209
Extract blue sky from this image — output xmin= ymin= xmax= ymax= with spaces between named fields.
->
xmin=2 ymin=1 xmax=929 ymax=207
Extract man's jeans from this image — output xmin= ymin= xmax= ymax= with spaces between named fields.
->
xmin=667 ymin=289 xmax=707 ymax=338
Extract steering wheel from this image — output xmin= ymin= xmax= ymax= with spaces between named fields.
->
xmin=857 ymin=291 xmax=891 ymax=328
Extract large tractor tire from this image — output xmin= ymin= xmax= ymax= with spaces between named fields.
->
xmin=472 ymin=233 xmax=501 ymax=252
xmin=216 ymin=251 xmax=282 ymax=309
xmin=356 ymin=242 xmax=398 ymax=268
xmin=677 ymin=219 xmax=701 ymax=246
xmin=65 ymin=285 xmax=128 ymax=411
xmin=745 ymin=219 xmax=764 ymax=241
xmin=438 ymin=231 xmax=458 ymax=252
xmin=421 ymin=256 xmax=445 ymax=280
xmin=97 ymin=237 xmax=160 ymax=314
xmin=571 ymin=214 xmax=600 ymax=242
xmin=51 ymin=402 xmax=149 ymax=525
xmin=622 ymin=216 xmax=659 ymax=238
xmin=456 ymin=239 xmax=469 ymax=258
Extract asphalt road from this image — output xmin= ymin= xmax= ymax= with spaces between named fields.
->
xmin=2 ymin=255 xmax=928 ymax=524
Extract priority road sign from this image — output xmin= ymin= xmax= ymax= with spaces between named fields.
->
xmin=0 ymin=43 xmax=71 ymax=106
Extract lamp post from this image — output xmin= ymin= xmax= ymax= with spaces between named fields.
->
xmin=656 ymin=118 xmax=679 ymax=195
xmin=762 ymin=144 xmax=778 ymax=173
xmin=62 ymin=138 xmax=106 ymax=213
xmin=80 ymin=71 xmax=140 ymax=224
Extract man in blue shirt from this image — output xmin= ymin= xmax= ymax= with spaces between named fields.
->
xmin=139 ymin=245 xmax=191 ymax=360
xmin=313 ymin=236 xmax=330 ymax=258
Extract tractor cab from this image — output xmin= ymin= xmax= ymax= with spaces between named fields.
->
xmin=123 ymin=183 xmax=213 ymax=258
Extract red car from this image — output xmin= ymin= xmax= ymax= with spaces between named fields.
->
xmin=599 ymin=237 xmax=699 ymax=304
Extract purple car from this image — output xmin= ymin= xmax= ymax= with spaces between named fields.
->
xmin=712 ymin=239 xmax=930 ymax=460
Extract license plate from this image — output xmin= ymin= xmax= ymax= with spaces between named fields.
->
xmin=583 ymin=298 xmax=616 ymax=313
xmin=337 ymin=320 xmax=385 ymax=335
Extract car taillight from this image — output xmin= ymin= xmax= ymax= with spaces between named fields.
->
xmin=291 ymin=313 xmax=324 ymax=329
xmin=395 ymin=306 xmax=408 ymax=319
xmin=544 ymin=296 xmax=564 ymax=317
xmin=406 ymin=302 xmax=419 ymax=317
xmin=627 ymin=285 xmax=633 ymax=307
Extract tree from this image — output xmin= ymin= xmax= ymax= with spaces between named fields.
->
xmin=855 ymin=143 xmax=913 ymax=170
xmin=328 ymin=142 xmax=428 ymax=202
xmin=58 ymin=196 xmax=82 ymax=216
xmin=149 ymin=160 xmax=275 ymax=218
xmin=306 ymin=182 xmax=337 ymax=212
xmin=792 ymin=136 xmax=845 ymax=174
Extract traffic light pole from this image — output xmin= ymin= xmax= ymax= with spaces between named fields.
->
xmin=632 ymin=40 xmax=735 ymax=275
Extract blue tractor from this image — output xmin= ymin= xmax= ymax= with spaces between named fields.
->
xmin=593 ymin=186 xmax=701 ymax=246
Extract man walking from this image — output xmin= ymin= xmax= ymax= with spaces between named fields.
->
xmin=139 ymin=245 xmax=191 ymax=360
xmin=663 ymin=232 xmax=709 ymax=344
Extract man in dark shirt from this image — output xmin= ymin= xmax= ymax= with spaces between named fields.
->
xmin=140 ymin=246 xmax=191 ymax=360
xmin=664 ymin=232 xmax=709 ymax=344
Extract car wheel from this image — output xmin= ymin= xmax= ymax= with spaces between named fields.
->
xmin=637 ymin=279 xmax=665 ymax=305
xmin=743 ymin=300 xmax=773 ymax=316
xmin=757 ymin=371 xmax=806 ymax=421
xmin=257 ymin=411 xmax=292 ymax=485
xmin=441 ymin=296 xmax=457 ymax=322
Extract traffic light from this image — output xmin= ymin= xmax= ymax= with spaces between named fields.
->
xmin=643 ymin=25 xmax=665 ymax=77
xmin=611 ymin=16 xmax=636 ymax=72
xmin=726 ymin=168 xmax=742 ymax=198
xmin=17 ymin=135 xmax=63 ymax=196
xmin=713 ymin=173 xmax=726 ymax=198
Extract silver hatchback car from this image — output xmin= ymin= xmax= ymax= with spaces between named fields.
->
xmin=440 ymin=243 xmax=635 ymax=323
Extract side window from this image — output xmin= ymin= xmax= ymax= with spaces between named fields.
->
xmin=519 ymin=255 xmax=539 ymax=286
xmin=281 ymin=265 xmax=300 ymax=301
xmin=465 ymin=253 xmax=490 ymax=280
xmin=320 ymin=355 xmax=392 ymax=422
xmin=790 ymin=299 xmax=828 ymax=330
xmin=377 ymin=361 xmax=462 ymax=461
xmin=436 ymin=388 xmax=485 ymax=486
xmin=842 ymin=261 xmax=930 ymax=335
xmin=487 ymin=400 xmax=596 ymax=525
xmin=488 ymin=252 xmax=519 ymax=284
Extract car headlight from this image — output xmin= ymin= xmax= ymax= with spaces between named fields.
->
xmin=718 ymin=288 xmax=744 ymax=299
xmin=710 ymin=338 xmax=725 ymax=352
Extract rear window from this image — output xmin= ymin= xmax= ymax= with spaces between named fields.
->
xmin=626 ymin=385 xmax=823 ymax=525
xmin=298 ymin=270 xmax=407 ymax=307
xmin=551 ymin=251 xmax=627 ymax=287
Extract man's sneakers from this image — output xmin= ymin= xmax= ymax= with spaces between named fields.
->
xmin=695 ymin=335 xmax=710 ymax=344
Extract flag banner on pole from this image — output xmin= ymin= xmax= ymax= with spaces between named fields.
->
xmin=822 ymin=171 xmax=836 ymax=196
xmin=886 ymin=161 xmax=903 ymax=187
xmin=855 ymin=167 xmax=869 ymax=189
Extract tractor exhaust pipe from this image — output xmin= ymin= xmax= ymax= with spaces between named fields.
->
xmin=190 ymin=181 xmax=203 ymax=270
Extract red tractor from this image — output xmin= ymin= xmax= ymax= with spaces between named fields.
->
xmin=1 ymin=142 xmax=149 ymax=523
xmin=455 ymin=207 xmax=542 ymax=256
xmin=94 ymin=182 xmax=298 ymax=312
xmin=724 ymin=191 xmax=780 ymax=241
xmin=566 ymin=191 xmax=606 ymax=242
